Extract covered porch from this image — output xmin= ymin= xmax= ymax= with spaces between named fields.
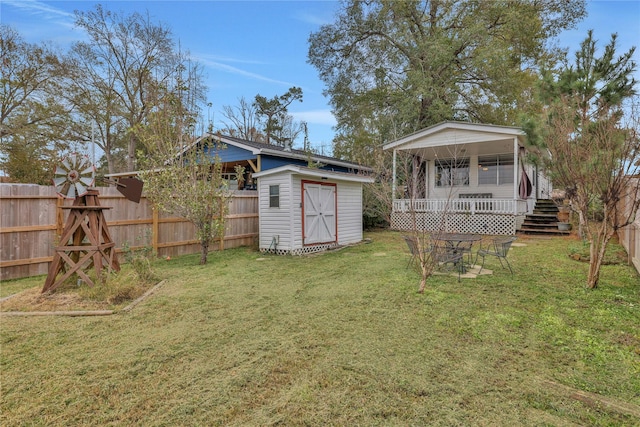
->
xmin=384 ymin=121 xmax=550 ymax=235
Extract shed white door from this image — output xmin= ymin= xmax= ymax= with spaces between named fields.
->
xmin=302 ymin=181 xmax=337 ymax=245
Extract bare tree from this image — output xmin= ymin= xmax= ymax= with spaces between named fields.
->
xmin=279 ymin=113 xmax=305 ymax=148
xmin=394 ymin=150 xmax=438 ymax=293
xmin=220 ymin=97 xmax=263 ymax=141
xmin=63 ymin=47 xmax=126 ymax=175
xmin=73 ymin=5 xmax=181 ymax=172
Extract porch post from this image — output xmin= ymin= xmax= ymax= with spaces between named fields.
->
xmin=513 ymin=137 xmax=519 ymax=215
xmin=392 ymin=149 xmax=397 ymax=201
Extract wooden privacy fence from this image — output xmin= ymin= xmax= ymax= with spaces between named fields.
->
xmin=616 ymin=178 xmax=640 ymax=275
xmin=0 ymin=184 xmax=258 ymax=281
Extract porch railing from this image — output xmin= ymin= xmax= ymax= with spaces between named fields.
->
xmin=392 ymin=198 xmax=528 ymax=215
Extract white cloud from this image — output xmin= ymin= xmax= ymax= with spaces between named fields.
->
xmin=291 ymin=110 xmax=337 ymax=126
xmin=195 ymin=53 xmax=267 ymax=66
xmin=294 ymin=11 xmax=331 ymax=27
xmin=195 ymin=53 xmax=296 ymax=87
xmin=3 ymin=0 xmax=74 ymax=19
xmin=3 ymin=0 xmax=80 ymax=45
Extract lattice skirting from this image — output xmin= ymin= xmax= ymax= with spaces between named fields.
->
xmin=391 ymin=212 xmax=519 ymax=235
xmin=261 ymin=243 xmax=337 ymax=256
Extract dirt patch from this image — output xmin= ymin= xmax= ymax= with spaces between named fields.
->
xmin=542 ymin=379 xmax=640 ymax=419
xmin=1 ymin=281 xmax=156 ymax=313
xmin=1 ymin=287 xmax=109 ymax=312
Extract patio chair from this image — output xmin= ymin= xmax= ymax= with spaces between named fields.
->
xmin=477 ymin=236 xmax=517 ymax=275
xmin=403 ymin=235 xmax=463 ymax=281
xmin=403 ymin=235 xmax=429 ymax=269
xmin=456 ymin=240 xmax=475 ymax=267
xmin=432 ymin=244 xmax=464 ymax=282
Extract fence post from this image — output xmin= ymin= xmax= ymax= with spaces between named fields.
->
xmin=219 ymin=196 xmax=225 ymax=251
xmin=152 ymin=207 xmax=159 ymax=256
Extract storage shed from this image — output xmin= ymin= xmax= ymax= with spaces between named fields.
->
xmin=252 ymin=165 xmax=374 ymax=255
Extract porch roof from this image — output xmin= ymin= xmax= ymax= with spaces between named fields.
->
xmin=383 ymin=121 xmax=527 ymax=160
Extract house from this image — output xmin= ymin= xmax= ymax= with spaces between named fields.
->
xmin=253 ymin=165 xmax=374 ymax=255
xmin=383 ymin=121 xmax=552 ymax=235
xmin=186 ymin=134 xmax=372 ymax=189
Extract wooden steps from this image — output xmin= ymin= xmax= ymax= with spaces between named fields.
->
xmin=519 ymin=199 xmax=571 ymax=235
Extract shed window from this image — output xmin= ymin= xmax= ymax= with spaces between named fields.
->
xmin=478 ymin=155 xmax=514 ymax=185
xmin=435 ymin=158 xmax=469 ymax=187
xmin=269 ymin=185 xmax=280 ymax=208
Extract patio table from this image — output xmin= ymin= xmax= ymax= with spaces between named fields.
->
xmin=433 ymin=233 xmax=482 ymax=272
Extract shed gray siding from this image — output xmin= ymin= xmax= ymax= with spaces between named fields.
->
xmin=257 ymin=173 xmax=294 ymax=252
xmin=257 ymin=168 xmax=368 ymax=254
xmin=335 ymin=180 xmax=364 ymax=244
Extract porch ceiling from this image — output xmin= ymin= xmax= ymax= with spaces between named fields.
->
xmin=403 ymin=138 xmax=517 ymax=161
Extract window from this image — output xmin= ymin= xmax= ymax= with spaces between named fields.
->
xmin=478 ymin=155 xmax=514 ymax=185
xmin=221 ymin=172 xmax=238 ymax=189
xmin=269 ymin=185 xmax=280 ymax=208
xmin=435 ymin=158 xmax=469 ymax=187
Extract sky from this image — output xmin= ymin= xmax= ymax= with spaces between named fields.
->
xmin=2 ymin=0 xmax=639 ymax=155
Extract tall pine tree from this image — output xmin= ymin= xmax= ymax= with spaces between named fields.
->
xmin=524 ymin=30 xmax=639 ymax=288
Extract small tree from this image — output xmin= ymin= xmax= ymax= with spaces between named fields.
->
xmin=140 ymin=138 xmax=233 ymax=265
xmin=135 ymin=66 xmax=230 ymax=265
xmin=525 ymin=31 xmax=639 ymax=288
xmin=372 ymin=140 xmax=463 ymax=293
xmin=395 ymin=150 xmax=437 ymax=293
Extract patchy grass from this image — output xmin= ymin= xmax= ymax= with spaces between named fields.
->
xmin=1 ymin=265 xmax=157 ymax=312
xmin=567 ymin=235 xmax=630 ymax=264
xmin=1 ymin=231 xmax=638 ymax=426
xmin=0 ymin=275 xmax=41 ymax=298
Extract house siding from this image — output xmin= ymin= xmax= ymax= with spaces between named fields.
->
xmin=260 ymin=155 xmax=354 ymax=174
xmin=204 ymin=143 xmax=256 ymax=163
xmin=292 ymin=177 xmax=303 ymax=250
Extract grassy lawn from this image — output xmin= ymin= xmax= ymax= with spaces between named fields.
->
xmin=1 ymin=231 xmax=639 ymax=426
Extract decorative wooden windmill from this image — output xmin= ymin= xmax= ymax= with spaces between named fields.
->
xmin=42 ymin=154 xmax=143 ymax=293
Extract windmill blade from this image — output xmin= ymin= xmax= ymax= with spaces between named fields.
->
xmin=66 ymin=183 xmax=76 ymax=199
xmin=76 ymin=156 xmax=90 ymax=172
xmin=62 ymin=156 xmax=72 ymax=170
xmin=79 ymin=176 xmax=94 ymax=186
xmin=53 ymin=177 xmax=67 ymax=187
xmin=55 ymin=182 xmax=68 ymax=196
xmin=80 ymin=164 xmax=95 ymax=176
xmin=74 ymin=182 xmax=88 ymax=197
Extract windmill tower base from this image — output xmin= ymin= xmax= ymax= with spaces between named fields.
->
xmin=42 ymin=189 xmax=120 ymax=293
